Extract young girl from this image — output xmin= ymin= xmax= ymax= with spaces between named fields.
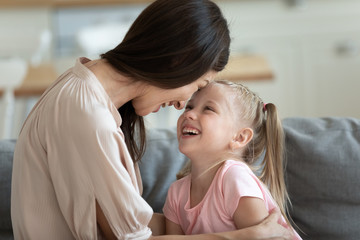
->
xmin=163 ymin=80 xmax=302 ymax=239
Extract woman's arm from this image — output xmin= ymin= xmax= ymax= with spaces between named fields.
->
xmin=96 ymin=206 xmax=291 ymax=240
xmin=149 ymin=209 xmax=293 ymax=240
xmin=96 ymin=200 xmax=116 ymax=240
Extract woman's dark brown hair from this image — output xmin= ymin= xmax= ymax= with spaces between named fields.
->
xmin=101 ymin=0 xmax=231 ymax=163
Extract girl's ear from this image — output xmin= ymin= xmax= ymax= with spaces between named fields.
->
xmin=230 ymin=128 xmax=254 ymax=151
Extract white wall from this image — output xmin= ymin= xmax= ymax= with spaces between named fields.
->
xmin=1 ymin=0 xmax=360 ymax=138
xmin=218 ymin=0 xmax=360 ymax=119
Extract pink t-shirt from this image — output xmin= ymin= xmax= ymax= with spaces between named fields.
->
xmin=163 ymin=160 xmax=301 ymax=239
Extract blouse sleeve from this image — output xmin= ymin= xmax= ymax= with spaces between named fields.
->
xmin=222 ymin=164 xmax=264 ymax=218
xmin=46 ymin=101 xmax=153 ymax=239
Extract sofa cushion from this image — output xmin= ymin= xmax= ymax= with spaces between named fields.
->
xmin=283 ymin=117 xmax=360 ymax=240
xmin=0 ymin=139 xmax=16 ymax=235
xmin=139 ymin=128 xmax=188 ymax=213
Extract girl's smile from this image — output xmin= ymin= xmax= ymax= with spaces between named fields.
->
xmin=180 ymin=125 xmax=201 ymax=138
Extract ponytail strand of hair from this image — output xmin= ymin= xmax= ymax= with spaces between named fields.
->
xmin=260 ymin=103 xmax=291 ymax=225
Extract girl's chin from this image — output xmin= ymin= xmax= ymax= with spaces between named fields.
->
xmin=178 ymin=145 xmax=194 ymax=156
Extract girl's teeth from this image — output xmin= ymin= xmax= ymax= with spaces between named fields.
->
xmin=182 ymin=127 xmax=199 ymax=135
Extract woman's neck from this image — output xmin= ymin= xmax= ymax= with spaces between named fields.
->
xmin=85 ymin=59 xmax=144 ymax=109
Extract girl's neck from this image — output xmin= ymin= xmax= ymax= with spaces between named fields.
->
xmin=189 ymin=151 xmax=237 ymax=181
xmin=189 ymin=159 xmax=225 ymax=208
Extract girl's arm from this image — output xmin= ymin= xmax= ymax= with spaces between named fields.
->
xmin=165 ymin=218 xmax=185 ymax=235
xmin=148 ymin=213 xmax=166 ymax=236
xmin=233 ymin=197 xmax=269 ymax=229
xmin=149 ymin=209 xmax=293 ymax=240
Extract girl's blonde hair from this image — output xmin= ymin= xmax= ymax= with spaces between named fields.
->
xmin=177 ymin=79 xmax=292 ymax=226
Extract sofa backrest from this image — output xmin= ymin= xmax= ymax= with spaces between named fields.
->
xmin=140 ymin=117 xmax=360 ymax=240
xmin=0 ymin=139 xmax=16 ymax=240
xmin=282 ymin=117 xmax=360 ymax=240
xmin=1 ymin=117 xmax=360 ymax=240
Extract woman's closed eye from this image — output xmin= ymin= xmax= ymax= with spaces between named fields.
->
xmin=198 ymin=82 xmax=209 ymax=91
xmin=184 ymin=104 xmax=193 ymax=111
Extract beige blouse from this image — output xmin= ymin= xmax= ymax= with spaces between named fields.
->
xmin=11 ymin=58 xmax=153 ymax=239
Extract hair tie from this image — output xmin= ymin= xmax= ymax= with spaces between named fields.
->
xmin=263 ymin=103 xmax=267 ymax=112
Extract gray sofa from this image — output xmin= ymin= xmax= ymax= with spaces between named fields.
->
xmin=1 ymin=117 xmax=360 ymax=240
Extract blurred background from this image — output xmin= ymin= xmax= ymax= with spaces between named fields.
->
xmin=0 ymin=0 xmax=360 ymax=139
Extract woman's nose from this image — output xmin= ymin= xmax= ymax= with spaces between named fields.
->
xmin=173 ymin=101 xmax=186 ymax=110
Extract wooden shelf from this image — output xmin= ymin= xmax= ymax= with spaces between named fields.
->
xmin=0 ymin=0 xmax=236 ymax=8
xmin=0 ymin=0 xmax=150 ymax=7
xmin=217 ymin=55 xmax=274 ymax=82
xmin=14 ymin=63 xmax=58 ymax=97
xmin=0 ymin=63 xmax=58 ymax=97
xmin=0 ymin=55 xmax=273 ymax=97
xmin=53 ymin=0 xmax=149 ymax=7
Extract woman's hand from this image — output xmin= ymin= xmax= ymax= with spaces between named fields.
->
xmin=251 ymin=208 xmax=294 ymax=240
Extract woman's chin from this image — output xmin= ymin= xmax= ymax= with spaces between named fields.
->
xmin=134 ymin=109 xmax=149 ymax=117
xmin=152 ymin=106 xmax=161 ymax=113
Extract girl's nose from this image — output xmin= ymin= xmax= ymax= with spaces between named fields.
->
xmin=183 ymin=108 xmax=197 ymax=120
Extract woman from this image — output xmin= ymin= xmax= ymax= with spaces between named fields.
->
xmin=11 ymin=0 xmax=292 ymax=239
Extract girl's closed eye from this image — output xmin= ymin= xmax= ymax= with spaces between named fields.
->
xmin=204 ymin=106 xmax=215 ymax=112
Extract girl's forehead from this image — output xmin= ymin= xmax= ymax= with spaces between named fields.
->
xmin=193 ymin=83 xmax=235 ymax=105
xmin=200 ymin=83 xmax=233 ymax=98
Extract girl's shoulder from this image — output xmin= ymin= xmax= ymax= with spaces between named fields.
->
xmin=218 ymin=159 xmax=261 ymax=194
xmin=168 ymin=174 xmax=191 ymax=193
xmin=221 ymin=159 xmax=251 ymax=175
xmin=218 ymin=160 xmax=264 ymax=216
xmin=216 ymin=159 xmax=255 ymax=188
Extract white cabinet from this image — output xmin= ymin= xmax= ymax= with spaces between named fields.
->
xmin=302 ymin=33 xmax=360 ymax=118
xmin=0 ymin=7 xmax=52 ymax=61
xmin=219 ymin=0 xmax=360 ymax=118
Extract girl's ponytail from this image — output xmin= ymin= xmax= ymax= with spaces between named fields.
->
xmin=260 ymin=103 xmax=290 ymax=225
